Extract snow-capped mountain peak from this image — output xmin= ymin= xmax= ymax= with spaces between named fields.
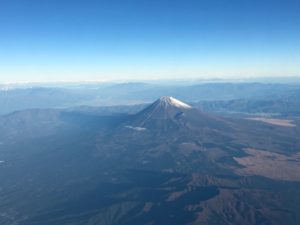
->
xmin=158 ymin=96 xmax=192 ymax=109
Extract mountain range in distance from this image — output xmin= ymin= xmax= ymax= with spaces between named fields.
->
xmin=1 ymin=82 xmax=300 ymax=116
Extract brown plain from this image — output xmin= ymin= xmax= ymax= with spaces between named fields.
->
xmin=234 ymin=148 xmax=300 ymax=181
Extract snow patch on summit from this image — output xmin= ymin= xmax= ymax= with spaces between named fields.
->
xmin=159 ymin=96 xmax=192 ymax=109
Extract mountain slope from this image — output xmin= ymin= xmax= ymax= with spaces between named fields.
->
xmin=126 ymin=96 xmax=234 ymax=133
xmin=92 ymin=97 xmax=242 ymax=175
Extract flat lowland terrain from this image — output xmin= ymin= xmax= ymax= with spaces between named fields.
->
xmin=234 ymin=148 xmax=300 ymax=181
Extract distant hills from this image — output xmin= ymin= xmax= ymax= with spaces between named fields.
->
xmin=1 ymin=82 xmax=300 ymax=115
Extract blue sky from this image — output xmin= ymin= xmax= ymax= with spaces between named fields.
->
xmin=0 ymin=0 xmax=299 ymax=83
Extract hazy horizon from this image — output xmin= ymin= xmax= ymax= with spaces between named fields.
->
xmin=1 ymin=76 xmax=300 ymax=86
